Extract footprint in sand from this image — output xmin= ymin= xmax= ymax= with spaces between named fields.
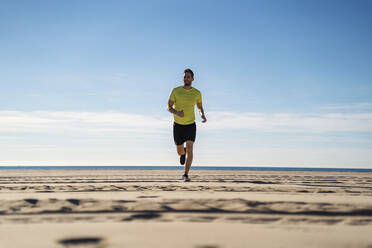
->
xmin=122 ymin=212 xmax=161 ymax=221
xmin=58 ymin=237 xmax=105 ymax=248
xmin=137 ymin=195 xmax=159 ymax=198
xmin=195 ymin=245 xmax=220 ymax=248
xmin=24 ymin=198 xmax=38 ymax=205
xmin=66 ymin=199 xmax=81 ymax=206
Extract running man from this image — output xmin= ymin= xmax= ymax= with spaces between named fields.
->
xmin=166 ymin=68 xmax=207 ymax=182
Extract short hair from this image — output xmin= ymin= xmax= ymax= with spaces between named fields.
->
xmin=184 ymin=68 xmax=194 ymax=78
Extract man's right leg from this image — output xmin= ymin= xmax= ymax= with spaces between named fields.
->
xmin=176 ymin=144 xmax=185 ymax=156
xmin=176 ymin=143 xmax=186 ymax=165
xmin=173 ymin=122 xmax=186 ymax=165
xmin=173 ymin=122 xmax=185 ymax=156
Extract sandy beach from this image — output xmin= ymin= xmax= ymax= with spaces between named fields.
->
xmin=0 ymin=169 xmax=372 ymax=248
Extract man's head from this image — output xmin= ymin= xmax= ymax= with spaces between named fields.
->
xmin=183 ymin=68 xmax=194 ymax=86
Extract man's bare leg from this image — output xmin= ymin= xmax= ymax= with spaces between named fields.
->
xmin=176 ymin=144 xmax=185 ymax=156
xmin=184 ymin=140 xmax=194 ymax=175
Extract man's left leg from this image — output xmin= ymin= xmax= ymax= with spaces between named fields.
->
xmin=184 ymin=140 xmax=194 ymax=175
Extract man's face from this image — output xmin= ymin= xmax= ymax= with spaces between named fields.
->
xmin=183 ymin=72 xmax=194 ymax=86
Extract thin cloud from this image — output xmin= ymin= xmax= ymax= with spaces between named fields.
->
xmin=319 ymin=102 xmax=372 ymax=111
xmin=0 ymin=110 xmax=170 ymax=136
xmin=1 ymin=109 xmax=371 ymax=167
xmin=200 ymin=111 xmax=372 ymax=133
xmin=0 ymin=109 xmax=371 ymax=137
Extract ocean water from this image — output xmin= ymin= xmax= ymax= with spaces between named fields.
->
xmin=0 ymin=166 xmax=371 ymax=172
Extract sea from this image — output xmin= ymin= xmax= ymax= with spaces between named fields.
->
xmin=0 ymin=166 xmax=371 ymax=172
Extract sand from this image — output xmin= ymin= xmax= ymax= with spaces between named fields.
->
xmin=0 ymin=169 xmax=371 ymax=248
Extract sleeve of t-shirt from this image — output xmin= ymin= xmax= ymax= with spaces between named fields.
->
xmin=169 ymin=88 xmax=176 ymax=102
xmin=196 ymin=91 xmax=202 ymax=104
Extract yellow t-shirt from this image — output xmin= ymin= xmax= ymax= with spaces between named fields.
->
xmin=168 ymin=86 xmax=202 ymax=125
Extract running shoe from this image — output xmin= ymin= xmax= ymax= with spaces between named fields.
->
xmin=179 ymin=147 xmax=186 ymax=165
xmin=182 ymin=173 xmax=191 ymax=182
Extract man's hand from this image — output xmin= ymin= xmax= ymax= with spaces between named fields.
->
xmin=201 ymin=115 xmax=207 ymax=123
xmin=176 ymin=110 xmax=184 ymax=117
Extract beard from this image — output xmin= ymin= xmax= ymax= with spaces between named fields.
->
xmin=184 ymin=81 xmax=191 ymax=86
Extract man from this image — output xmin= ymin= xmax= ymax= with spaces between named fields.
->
xmin=166 ymin=68 xmax=207 ymax=182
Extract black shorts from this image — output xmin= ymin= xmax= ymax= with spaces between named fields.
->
xmin=173 ymin=121 xmax=196 ymax=146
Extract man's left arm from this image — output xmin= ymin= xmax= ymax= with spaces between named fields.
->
xmin=196 ymin=102 xmax=207 ymax=123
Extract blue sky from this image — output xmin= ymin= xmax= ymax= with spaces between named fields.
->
xmin=1 ymin=0 xmax=371 ymax=167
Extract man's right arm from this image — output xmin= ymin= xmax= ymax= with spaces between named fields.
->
xmin=167 ymin=100 xmax=177 ymax=114
xmin=167 ymin=100 xmax=183 ymax=117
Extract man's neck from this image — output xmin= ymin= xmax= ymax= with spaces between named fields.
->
xmin=183 ymin=84 xmax=192 ymax=90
